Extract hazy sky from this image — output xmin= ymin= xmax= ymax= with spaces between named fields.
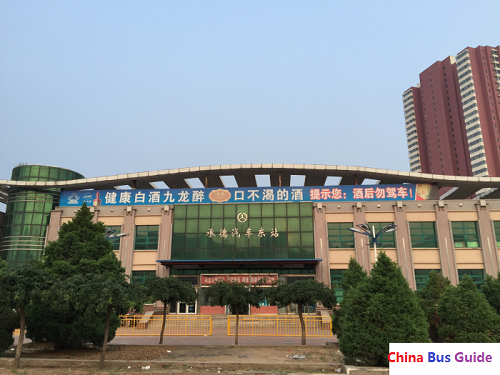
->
xmin=1 ymin=1 xmax=499 ymax=203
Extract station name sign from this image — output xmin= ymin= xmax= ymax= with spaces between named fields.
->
xmin=59 ymin=183 xmax=435 ymax=207
xmin=200 ymin=274 xmax=278 ymax=286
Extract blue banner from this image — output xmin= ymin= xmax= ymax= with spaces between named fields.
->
xmin=59 ymin=184 xmax=431 ymax=207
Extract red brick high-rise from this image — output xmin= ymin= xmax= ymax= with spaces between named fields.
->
xmin=404 ymin=46 xmax=500 ymax=178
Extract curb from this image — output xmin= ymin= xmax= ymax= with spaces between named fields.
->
xmin=0 ymin=358 xmax=342 ymax=372
xmin=341 ymin=365 xmax=389 ymax=375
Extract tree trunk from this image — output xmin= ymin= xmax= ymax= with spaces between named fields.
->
xmin=159 ymin=302 xmax=168 ymax=345
xmin=298 ymin=303 xmax=306 ymax=345
xmin=13 ymin=307 xmax=25 ymax=369
xmin=99 ymin=304 xmax=112 ymax=370
xmin=234 ymin=306 xmax=239 ymax=346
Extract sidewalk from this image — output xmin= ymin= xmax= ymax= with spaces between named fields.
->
xmin=15 ymin=327 xmax=337 ymax=346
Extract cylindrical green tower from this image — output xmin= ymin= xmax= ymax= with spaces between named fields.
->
xmin=0 ymin=165 xmax=84 ymax=264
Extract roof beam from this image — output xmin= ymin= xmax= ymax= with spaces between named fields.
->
xmin=162 ymin=177 xmax=191 ymax=189
xmin=234 ymin=172 xmax=257 ymax=188
xmin=442 ymin=186 xmax=478 ymax=200
xmin=304 ymin=173 xmax=327 ymax=186
xmin=339 ymin=174 xmax=365 ymax=185
xmin=270 ymin=172 xmax=291 ymax=187
xmin=198 ymin=174 xmax=225 ymax=188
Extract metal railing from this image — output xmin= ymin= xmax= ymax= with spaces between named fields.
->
xmin=227 ymin=315 xmax=332 ymax=337
xmin=116 ymin=315 xmax=212 ymax=336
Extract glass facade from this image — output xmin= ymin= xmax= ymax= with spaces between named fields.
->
xmin=106 ymin=225 xmax=122 ymax=251
xmin=410 ymin=222 xmax=438 ymax=248
xmin=452 ymin=222 xmax=480 ymax=248
xmin=414 ymin=269 xmax=441 ymax=290
xmin=0 ymin=165 xmax=84 ymax=264
xmin=458 ymin=269 xmax=485 ymax=289
xmin=494 ymin=221 xmax=500 ymax=247
xmin=368 ymin=222 xmax=396 ymax=248
xmin=134 ymin=225 xmax=159 ymax=250
xmin=131 ymin=270 xmax=157 ymax=284
xmin=330 ymin=269 xmax=345 ymax=302
xmin=171 ymin=203 xmax=314 ymax=260
xmin=328 ymin=223 xmax=354 ymax=248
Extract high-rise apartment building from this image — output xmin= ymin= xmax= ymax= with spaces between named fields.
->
xmin=404 ymin=45 xmax=500 ymax=177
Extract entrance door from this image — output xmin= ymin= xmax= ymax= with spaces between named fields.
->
xmin=177 ymin=301 xmax=197 ymax=314
xmin=226 ymin=304 xmax=250 ymax=315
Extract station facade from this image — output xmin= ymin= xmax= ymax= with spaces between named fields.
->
xmin=2 ymin=164 xmax=500 ymax=315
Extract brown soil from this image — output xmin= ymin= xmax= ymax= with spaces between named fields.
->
xmin=4 ymin=342 xmax=342 ymax=364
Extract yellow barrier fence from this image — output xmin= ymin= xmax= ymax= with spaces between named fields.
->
xmin=227 ymin=315 xmax=332 ymax=337
xmin=116 ymin=315 xmax=212 ymax=336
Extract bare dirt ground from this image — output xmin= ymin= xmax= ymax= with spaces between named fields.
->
xmin=3 ymin=342 xmax=342 ymax=364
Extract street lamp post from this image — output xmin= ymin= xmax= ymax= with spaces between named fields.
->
xmin=349 ymin=223 xmax=397 ymax=261
xmin=105 ymin=228 xmax=129 ymax=240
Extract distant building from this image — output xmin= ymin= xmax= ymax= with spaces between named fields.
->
xmin=404 ymin=45 xmax=500 ymax=178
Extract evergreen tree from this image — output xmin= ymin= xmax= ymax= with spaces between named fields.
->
xmin=481 ymin=272 xmax=500 ymax=316
xmin=25 ymin=203 xmax=126 ymax=349
xmin=438 ymin=275 xmax=500 ymax=343
xmin=338 ymin=253 xmax=430 ymax=366
xmin=416 ymin=270 xmax=450 ymax=342
xmin=267 ymin=279 xmax=336 ymax=345
xmin=0 ymin=261 xmax=53 ymax=368
xmin=145 ymin=276 xmax=197 ymax=344
xmin=62 ymin=273 xmax=145 ymax=369
xmin=341 ymin=257 xmax=367 ymax=291
xmin=0 ymin=261 xmax=19 ymax=357
xmin=332 ymin=257 xmax=367 ymax=336
xmin=208 ymin=280 xmax=261 ymax=345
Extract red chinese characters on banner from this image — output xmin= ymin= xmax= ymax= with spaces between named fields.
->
xmin=200 ymin=274 xmax=278 ymax=285
xmin=200 ymin=275 xmax=227 ymax=285
xmin=308 ymin=186 xmax=414 ymax=201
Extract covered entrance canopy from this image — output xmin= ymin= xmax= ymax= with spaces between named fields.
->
xmin=156 ymin=259 xmax=322 ymax=270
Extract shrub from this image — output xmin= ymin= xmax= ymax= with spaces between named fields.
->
xmin=438 ymin=275 xmax=500 ymax=343
xmin=338 ymin=253 xmax=430 ymax=366
xmin=415 ymin=270 xmax=450 ymax=342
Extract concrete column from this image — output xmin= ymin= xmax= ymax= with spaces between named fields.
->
xmin=476 ymin=202 xmax=499 ymax=276
xmin=157 ymin=206 xmax=174 ymax=278
xmin=120 ymin=207 xmax=136 ymax=276
xmin=45 ymin=210 xmax=62 ymax=245
xmin=313 ymin=204 xmax=330 ymax=286
xmin=434 ymin=202 xmax=458 ymax=286
xmin=90 ymin=207 xmax=99 ymax=223
xmin=353 ymin=203 xmax=370 ymax=275
xmin=393 ymin=204 xmax=416 ymax=290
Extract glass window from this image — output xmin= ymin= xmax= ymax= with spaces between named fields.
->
xmin=369 ymin=222 xmax=396 ymax=248
xmin=134 ymin=225 xmax=159 ymax=250
xmin=106 ymin=225 xmax=122 ymax=251
xmin=410 ymin=222 xmax=438 ymax=248
xmin=452 ymin=222 xmax=480 ymax=248
xmin=131 ymin=270 xmax=156 ymax=284
xmin=494 ymin=221 xmax=500 ymax=247
xmin=414 ymin=269 xmax=441 ymax=290
xmin=328 ymin=223 xmax=354 ymax=248
xmin=458 ymin=269 xmax=485 ymax=289
xmin=330 ymin=270 xmax=345 ymax=302
xmin=170 ymin=203 xmax=314 ymax=260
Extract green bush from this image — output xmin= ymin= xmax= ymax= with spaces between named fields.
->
xmin=481 ymin=272 xmax=500 ymax=316
xmin=0 ymin=308 xmax=18 ymax=356
xmin=438 ymin=275 xmax=500 ymax=343
xmin=25 ymin=304 xmax=120 ymax=349
xmin=338 ymin=253 xmax=430 ymax=366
